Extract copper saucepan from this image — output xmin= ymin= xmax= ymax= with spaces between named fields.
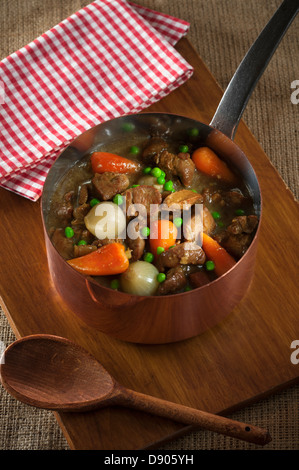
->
xmin=41 ymin=0 xmax=298 ymax=344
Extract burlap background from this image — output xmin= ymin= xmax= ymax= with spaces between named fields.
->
xmin=0 ymin=0 xmax=298 ymax=450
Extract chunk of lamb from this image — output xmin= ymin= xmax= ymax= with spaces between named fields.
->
xmin=126 ymin=236 xmax=145 ymax=261
xmin=92 ymin=238 xmax=123 ymax=247
xmin=141 ymin=137 xmax=168 ymax=164
xmin=122 ymin=185 xmax=162 ymax=219
xmin=53 ymin=191 xmax=74 ymax=225
xmin=163 ymin=189 xmax=203 ymax=210
xmin=157 ymin=266 xmax=187 ymax=295
xmin=156 ymin=242 xmax=206 ymax=272
xmin=223 ymin=191 xmax=250 ymax=207
xmin=218 ymin=215 xmax=258 ymax=258
xmin=162 ymin=189 xmax=215 ymax=240
xmin=184 ymin=205 xmax=216 ymax=242
xmin=73 ymin=244 xmax=97 ymax=257
xmin=202 ymin=188 xmax=250 ymax=208
xmin=125 ymin=220 xmax=145 ymax=261
xmin=227 ymin=215 xmax=258 ymax=235
xmin=156 ymin=150 xmax=195 ymax=187
xmin=51 ymin=228 xmax=74 ymax=259
xmin=78 ymin=184 xmax=89 ymax=205
xmin=71 ymin=203 xmax=90 ymax=227
xmin=50 ymin=225 xmax=94 ymax=260
xmin=92 ymin=172 xmax=130 ymax=201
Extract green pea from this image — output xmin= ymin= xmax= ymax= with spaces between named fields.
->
xmin=90 ymin=198 xmax=100 ymax=207
xmin=160 ymin=170 xmax=166 ymax=178
xmin=141 ymin=226 xmax=150 ymax=237
xmin=143 ymin=166 xmax=152 ymax=174
xmin=157 ymin=175 xmax=165 ymax=185
xmin=191 ymin=189 xmax=197 ymax=193
xmin=184 ymin=285 xmax=192 ymax=292
xmin=151 ymin=167 xmax=162 ymax=178
xmin=212 ymin=211 xmax=221 ymax=220
xmin=205 ymin=260 xmax=215 ymax=271
xmin=164 ymin=180 xmax=173 ymax=191
xmin=157 ymin=246 xmax=165 ymax=255
xmin=235 ymin=208 xmax=245 ymax=216
xmin=131 ymin=184 xmax=140 ymax=188
xmin=157 ymin=273 xmax=166 ymax=283
xmin=65 ymin=226 xmax=74 ymax=238
xmin=179 ymin=144 xmax=189 ymax=153
xmin=188 ymin=127 xmax=199 ymax=137
xmin=217 ymin=221 xmax=224 ymax=227
xmin=143 ymin=252 xmax=154 ymax=263
xmin=129 ymin=145 xmax=140 ymax=154
xmin=110 ymin=279 xmax=120 ymax=290
xmin=169 ymin=245 xmax=176 ymax=249
xmin=122 ymin=122 xmax=135 ymax=132
xmin=77 ymin=240 xmax=87 ymax=246
xmin=113 ymin=194 xmax=123 ymax=205
xmin=174 ymin=217 xmax=183 ymax=227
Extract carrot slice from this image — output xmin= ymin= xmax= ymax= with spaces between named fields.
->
xmin=149 ymin=219 xmax=178 ymax=257
xmin=91 ymin=151 xmax=139 ymax=174
xmin=67 ymin=242 xmax=129 ymax=276
xmin=192 ymin=147 xmax=238 ymax=184
xmin=202 ymin=233 xmax=236 ymax=277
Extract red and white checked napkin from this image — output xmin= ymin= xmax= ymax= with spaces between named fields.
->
xmin=0 ymin=0 xmax=192 ymax=201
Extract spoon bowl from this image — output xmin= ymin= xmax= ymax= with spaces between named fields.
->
xmin=0 ymin=334 xmax=272 ymax=446
xmin=0 ymin=335 xmax=117 ymax=411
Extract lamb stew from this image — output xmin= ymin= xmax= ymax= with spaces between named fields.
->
xmin=46 ymin=119 xmax=258 ymax=296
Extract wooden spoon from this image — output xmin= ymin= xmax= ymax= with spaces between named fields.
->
xmin=0 ymin=334 xmax=271 ymax=446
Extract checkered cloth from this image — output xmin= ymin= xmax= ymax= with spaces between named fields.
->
xmin=0 ymin=0 xmax=192 ymax=201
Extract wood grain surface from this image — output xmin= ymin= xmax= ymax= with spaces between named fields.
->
xmin=0 ymin=38 xmax=298 ymax=450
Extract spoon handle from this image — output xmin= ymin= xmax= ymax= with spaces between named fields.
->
xmin=119 ymin=388 xmax=271 ymax=446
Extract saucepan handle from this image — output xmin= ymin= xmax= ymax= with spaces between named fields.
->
xmin=85 ymin=279 xmax=145 ymax=309
xmin=210 ymin=0 xmax=298 ymax=140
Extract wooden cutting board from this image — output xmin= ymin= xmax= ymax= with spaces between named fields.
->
xmin=0 ymin=38 xmax=298 ymax=450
